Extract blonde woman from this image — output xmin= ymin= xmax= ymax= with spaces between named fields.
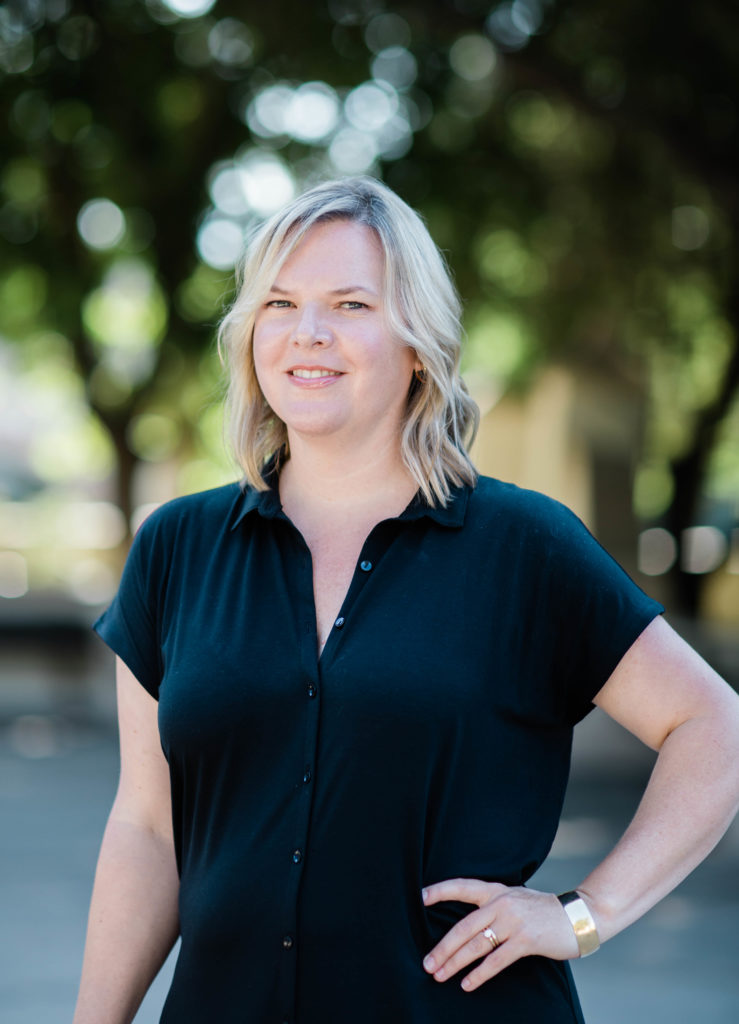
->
xmin=75 ymin=177 xmax=739 ymax=1023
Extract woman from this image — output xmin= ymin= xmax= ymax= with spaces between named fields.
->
xmin=75 ymin=177 xmax=739 ymax=1023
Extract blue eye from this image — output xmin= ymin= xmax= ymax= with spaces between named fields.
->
xmin=341 ymin=301 xmax=367 ymax=310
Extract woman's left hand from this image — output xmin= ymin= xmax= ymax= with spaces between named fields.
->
xmin=422 ymin=879 xmax=580 ymax=992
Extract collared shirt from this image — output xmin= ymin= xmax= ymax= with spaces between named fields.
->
xmin=94 ymin=472 xmax=662 ymax=1024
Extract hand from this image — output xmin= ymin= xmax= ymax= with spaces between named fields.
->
xmin=421 ymin=878 xmax=580 ymax=992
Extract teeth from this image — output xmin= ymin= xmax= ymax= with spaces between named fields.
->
xmin=292 ymin=369 xmax=340 ymax=378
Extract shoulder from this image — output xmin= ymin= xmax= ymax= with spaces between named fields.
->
xmin=467 ymin=475 xmax=582 ymax=538
xmin=133 ymin=482 xmax=244 ymax=548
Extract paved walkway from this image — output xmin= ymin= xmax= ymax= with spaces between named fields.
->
xmin=1 ymin=659 xmax=738 ymax=1023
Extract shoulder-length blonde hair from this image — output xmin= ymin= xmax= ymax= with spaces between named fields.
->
xmin=218 ymin=176 xmax=478 ymax=506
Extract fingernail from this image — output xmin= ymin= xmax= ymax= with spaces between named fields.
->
xmin=461 ymin=977 xmax=472 ymax=991
xmin=423 ymin=956 xmax=435 ymax=972
xmin=421 ymin=887 xmax=429 ymax=902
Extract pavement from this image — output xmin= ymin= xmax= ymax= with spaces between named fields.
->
xmin=1 ymin=644 xmax=738 ymax=1024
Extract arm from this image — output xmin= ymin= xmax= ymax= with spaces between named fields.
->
xmin=422 ymin=616 xmax=739 ymax=991
xmin=73 ymin=658 xmax=180 ymax=1024
xmin=579 ymin=614 xmax=739 ymax=935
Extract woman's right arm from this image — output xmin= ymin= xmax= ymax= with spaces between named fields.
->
xmin=73 ymin=657 xmax=180 ymax=1024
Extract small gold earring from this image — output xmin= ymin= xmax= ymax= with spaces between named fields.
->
xmin=414 ymin=366 xmax=427 ymax=383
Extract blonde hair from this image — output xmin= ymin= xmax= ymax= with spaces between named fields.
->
xmin=218 ymin=176 xmax=478 ymax=505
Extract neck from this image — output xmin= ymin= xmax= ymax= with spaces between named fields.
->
xmin=279 ymin=432 xmax=417 ymax=515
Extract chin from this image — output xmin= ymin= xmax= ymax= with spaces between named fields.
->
xmin=284 ymin=415 xmax=349 ymax=439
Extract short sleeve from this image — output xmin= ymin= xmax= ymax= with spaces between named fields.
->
xmin=544 ymin=503 xmax=664 ymax=723
xmin=93 ymin=517 xmax=164 ymax=699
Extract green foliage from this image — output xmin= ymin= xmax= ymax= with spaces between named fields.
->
xmin=0 ymin=0 xmax=737 ymax=558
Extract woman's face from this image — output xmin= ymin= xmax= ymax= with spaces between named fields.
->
xmin=252 ymin=219 xmax=419 ymax=449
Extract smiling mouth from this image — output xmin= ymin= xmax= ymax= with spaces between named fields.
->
xmin=290 ymin=369 xmax=342 ymax=379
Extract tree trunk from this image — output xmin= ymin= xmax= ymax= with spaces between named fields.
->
xmin=109 ymin=425 xmax=137 ymax=542
xmin=665 ymin=287 xmax=739 ymax=615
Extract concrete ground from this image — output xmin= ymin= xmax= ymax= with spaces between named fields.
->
xmin=1 ymin=646 xmax=738 ymax=1024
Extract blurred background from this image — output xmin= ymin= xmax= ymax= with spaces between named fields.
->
xmin=0 ymin=0 xmax=737 ymax=1021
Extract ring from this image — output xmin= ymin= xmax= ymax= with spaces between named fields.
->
xmin=482 ymin=926 xmax=499 ymax=949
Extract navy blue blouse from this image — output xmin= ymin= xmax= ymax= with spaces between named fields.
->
xmin=94 ymin=472 xmax=662 ymax=1023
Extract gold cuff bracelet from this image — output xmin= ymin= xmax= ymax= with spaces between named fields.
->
xmin=557 ymin=891 xmax=600 ymax=957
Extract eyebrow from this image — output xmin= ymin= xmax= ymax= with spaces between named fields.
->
xmin=268 ymin=284 xmax=379 ymax=297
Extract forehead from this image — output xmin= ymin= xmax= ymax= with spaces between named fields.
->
xmin=273 ymin=219 xmax=384 ymax=286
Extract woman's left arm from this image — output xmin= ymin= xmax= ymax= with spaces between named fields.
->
xmin=422 ymin=616 xmax=739 ymax=991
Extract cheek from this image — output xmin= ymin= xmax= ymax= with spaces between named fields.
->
xmin=252 ymin=322 xmax=276 ymax=369
xmin=251 ymin=330 xmax=277 ymax=403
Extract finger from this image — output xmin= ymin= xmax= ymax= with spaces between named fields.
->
xmin=423 ymin=904 xmax=494 ymax=975
xmin=427 ymin=923 xmax=504 ymax=982
xmin=422 ymin=878 xmax=501 ymax=907
xmin=460 ymin=936 xmax=522 ymax=992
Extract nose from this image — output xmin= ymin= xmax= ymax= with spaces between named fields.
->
xmin=291 ymin=304 xmax=332 ymax=347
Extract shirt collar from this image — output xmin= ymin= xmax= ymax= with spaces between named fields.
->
xmin=396 ymin=483 xmax=469 ymax=528
xmin=229 ymin=458 xmax=284 ymax=530
xmin=230 ymin=464 xmax=471 ymax=531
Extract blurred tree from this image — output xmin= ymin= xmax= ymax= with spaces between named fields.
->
xmin=0 ymin=0 xmax=736 ymax=614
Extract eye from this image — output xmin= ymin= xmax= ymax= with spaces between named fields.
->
xmin=265 ymin=299 xmax=293 ymax=308
xmin=340 ymin=300 xmax=368 ymax=310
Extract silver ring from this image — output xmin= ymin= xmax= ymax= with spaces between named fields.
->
xmin=482 ymin=926 xmax=499 ymax=949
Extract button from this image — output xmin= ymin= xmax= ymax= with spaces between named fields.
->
xmin=292 ymin=848 xmax=303 ymax=864
xmin=303 ymin=768 xmax=312 ymax=784
xmin=360 ymin=560 xmax=373 ymax=572
xmin=307 ymin=684 xmax=317 ymax=698
xmin=334 ymin=616 xmax=345 ymax=628
xmin=282 ymin=935 xmax=294 ymax=949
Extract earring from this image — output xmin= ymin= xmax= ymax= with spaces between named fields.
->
xmin=414 ymin=366 xmax=427 ymax=383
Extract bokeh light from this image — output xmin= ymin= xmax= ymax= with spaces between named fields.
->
xmin=345 ymin=81 xmax=398 ymax=132
xmin=243 ymin=74 xmax=412 ymax=181
xmin=671 ymin=205 xmax=710 ymax=251
xmin=0 ymin=11 xmax=34 ymax=74
xmin=633 ymin=462 xmax=674 ymax=519
xmin=157 ymin=0 xmax=217 ymax=18
xmin=209 ymin=164 xmax=250 ymax=217
xmin=246 ymin=83 xmax=294 ymax=138
xmin=364 ymin=13 xmax=411 ymax=54
xmin=328 ymin=129 xmax=378 ymax=173
xmin=370 ymin=46 xmax=417 ymax=90
xmin=638 ymin=528 xmax=678 ymax=576
xmin=196 ymin=215 xmax=244 ymax=271
xmin=127 ymin=412 xmax=182 ymax=462
xmin=238 ymin=150 xmax=295 ymax=216
xmin=208 ymin=18 xmax=254 ymax=68
xmin=681 ymin=526 xmax=727 ymax=574
xmin=82 ymin=260 xmax=167 ymax=384
xmin=284 ymin=83 xmax=340 ymax=142
xmin=449 ymin=34 xmax=497 ymax=81
xmin=486 ymin=0 xmax=544 ymax=51
xmin=56 ymin=15 xmax=99 ymax=60
xmin=77 ymin=198 xmax=126 ymax=251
